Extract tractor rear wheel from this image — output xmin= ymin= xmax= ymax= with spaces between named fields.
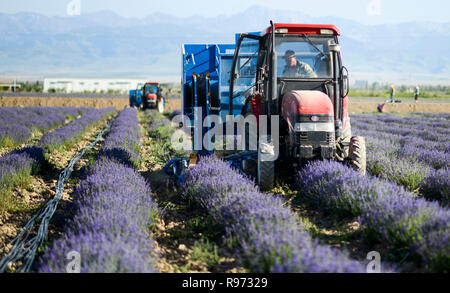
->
xmin=348 ymin=136 xmax=366 ymax=175
xmin=258 ymin=155 xmax=274 ymax=191
xmin=258 ymin=137 xmax=275 ymax=191
xmin=157 ymin=100 xmax=164 ymax=113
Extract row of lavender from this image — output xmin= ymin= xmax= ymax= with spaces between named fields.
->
xmin=182 ymin=156 xmax=367 ymax=273
xmin=39 ymin=108 xmax=159 ymax=273
xmin=0 ymin=106 xmax=89 ymax=127
xmin=39 ymin=107 xmax=115 ymax=152
xmin=0 ymin=108 xmax=114 ymax=212
xmin=351 ymin=114 xmax=449 ymax=206
xmin=296 ymin=160 xmax=449 ymax=272
xmin=0 ymin=107 xmax=91 ymax=148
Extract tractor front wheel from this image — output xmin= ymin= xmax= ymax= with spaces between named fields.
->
xmin=348 ymin=136 xmax=366 ymax=175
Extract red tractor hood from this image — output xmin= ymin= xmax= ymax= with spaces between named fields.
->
xmin=281 ymin=90 xmax=334 ymax=137
xmin=146 ymin=93 xmax=157 ymax=100
xmin=282 ymin=90 xmax=333 ymax=119
xmin=281 ymin=91 xmax=334 ymax=144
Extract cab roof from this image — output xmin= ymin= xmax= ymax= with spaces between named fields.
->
xmin=265 ymin=23 xmax=340 ymax=36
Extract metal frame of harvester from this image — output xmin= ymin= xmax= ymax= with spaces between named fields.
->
xmin=165 ymin=22 xmax=366 ymax=190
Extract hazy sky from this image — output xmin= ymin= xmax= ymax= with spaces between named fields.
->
xmin=1 ymin=0 xmax=449 ymax=25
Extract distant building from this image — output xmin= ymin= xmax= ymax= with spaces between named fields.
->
xmin=43 ymin=78 xmax=148 ymax=93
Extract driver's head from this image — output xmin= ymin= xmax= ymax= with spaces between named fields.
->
xmin=284 ymin=50 xmax=297 ymax=67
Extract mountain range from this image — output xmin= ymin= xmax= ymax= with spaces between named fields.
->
xmin=1 ymin=5 xmax=449 ymax=83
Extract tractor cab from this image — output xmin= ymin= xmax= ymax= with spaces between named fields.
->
xmin=143 ymin=82 xmax=159 ymax=96
xmin=230 ymin=25 xmax=350 ymax=151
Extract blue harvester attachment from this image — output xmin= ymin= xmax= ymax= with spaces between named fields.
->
xmin=129 ymin=88 xmax=143 ymax=108
xmin=165 ymin=39 xmax=259 ymax=181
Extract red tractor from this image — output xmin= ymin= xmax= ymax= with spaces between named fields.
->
xmin=228 ymin=22 xmax=366 ymax=189
xmin=142 ymin=82 xmax=165 ymax=112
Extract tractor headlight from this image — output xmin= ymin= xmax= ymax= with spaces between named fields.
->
xmin=294 ymin=123 xmax=334 ymax=132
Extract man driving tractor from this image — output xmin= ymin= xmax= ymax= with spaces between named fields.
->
xmin=282 ymin=50 xmax=317 ymax=78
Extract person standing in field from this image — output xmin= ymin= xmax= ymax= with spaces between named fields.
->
xmin=414 ymin=85 xmax=420 ymax=103
xmin=390 ymin=85 xmax=396 ymax=103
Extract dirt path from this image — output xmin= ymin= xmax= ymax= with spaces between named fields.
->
xmin=0 ymin=115 xmax=114 ymax=270
xmin=138 ymin=111 xmax=246 ymax=273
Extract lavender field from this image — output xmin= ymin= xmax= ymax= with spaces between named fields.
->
xmin=0 ymin=107 xmax=89 ymax=148
xmin=0 ymin=106 xmax=115 ymax=249
xmin=39 ymin=108 xmax=158 ymax=273
xmin=1 ymin=108 xmax=449 ymax=273
xmin=351 ymin=113 xmax=449 ymax=206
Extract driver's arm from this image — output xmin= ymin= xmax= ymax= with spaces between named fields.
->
xmin=301 ymin=63 xmax=318 ymax=78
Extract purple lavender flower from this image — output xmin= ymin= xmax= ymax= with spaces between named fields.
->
xmin=0 ymin=146 xmax=44 ymax=190
xmin=351 ymin=114 xmax=450 ymax=194
xmin=297 ymin=159 xmax=450 ymax=272
xmin=0 ymin=125 xmax=31 ymax=146
xmin=97 ymin=108 xmax=141 ymax=167
xmin=38 ymin=230 xmax=157 ymax=273
xmin=420 ymin=168 xmax=450 ymax=206
xmin=39 ymin=108 xmax=114 ymax=151
xmin=182 ymin=156 xmax=365 ymax=273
